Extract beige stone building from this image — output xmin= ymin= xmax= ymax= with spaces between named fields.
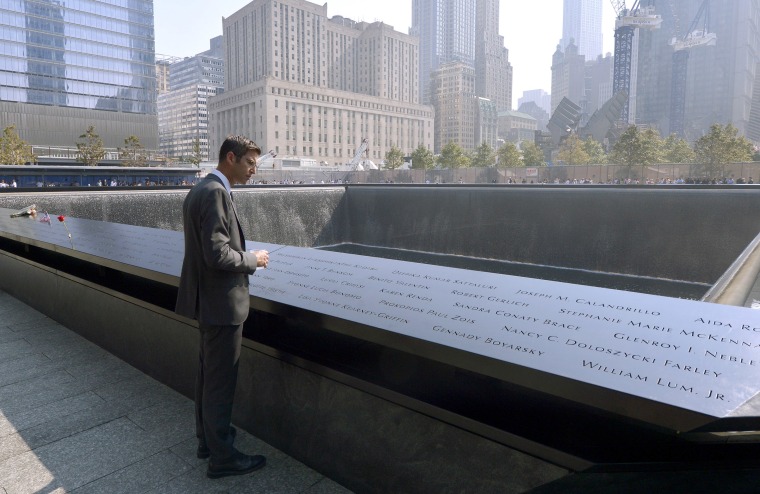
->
xmin=209 ymin=0 xmax=434 ymax=165
xmin=498 ymin=110 xmax=538 ymax=145
xmin=432 ymin=61 xmax=476 ymax=153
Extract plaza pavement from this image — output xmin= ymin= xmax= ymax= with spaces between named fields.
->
xmin=0 ymin=289 xmax=353 ymax=494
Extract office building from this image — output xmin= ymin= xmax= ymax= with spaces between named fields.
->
xmin=517 ymin=101 xmax=549 ymax=133
xmin=498 ymin=110 xmax=538 ymax=144
xmin=551 ymin=41 xmax=585 ymax=114
xmin=583 ymin=53 xmax=614 ymax=125
xmin=210 ymin=0 xmax=433 ymax=165
xmin=562 ymin=0 xmax=603 ymax=61
xmin=158 ymin=85 xmax=220 ymax=161
xmin=475 ymin=97 xmax=499 ymax=149
xmin=519 ymin=89 xmax=552 ymax=117
xmin=432 ymin=61 xmax=476 ymax=152
xmin=412 ymin=0 xmax=511 ymax=110
xmin=156 ymin=55 xmax=181 ymax=94
xmin=413 ymin=0 xmax=511 ymax=150
xmin=168 ymin=36 xmax=224 ymax=91
xmin=158 ymin=38 xmax=225 ymax=161
xmin=0 ymin=0 xmax=158 ymax=148
xmin=412 ymin=0 xmax=476 ymax=106
xmin=633 ymin=0 xmax=760 ymax=141
xmin=474 ymin=0 xmax=512 ymax=111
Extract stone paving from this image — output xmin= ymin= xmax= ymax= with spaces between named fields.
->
xmin=0 ymin=289 xmax=353 ymax=494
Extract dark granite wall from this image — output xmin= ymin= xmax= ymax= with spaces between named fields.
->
xmin=2 ymin=185 xmax=759 ymax=284
xmin=343 ymin=186 xmax=760 ymax=284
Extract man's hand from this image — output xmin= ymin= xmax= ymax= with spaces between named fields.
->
xmin=252 ymin=250 xmax=269 ymax=268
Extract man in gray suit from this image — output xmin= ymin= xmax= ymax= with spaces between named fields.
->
xmin=176 ymin=135 xmax=269 ymax=479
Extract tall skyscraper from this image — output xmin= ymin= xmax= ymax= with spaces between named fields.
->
xmin=210 ymin=0 xmax=433 ymax=165
xmin=413 ymin=0 xmax=512 ymax=150
xmin=474 ymin=0 xmax=512 ymax=111
xmin=412 ymin=0 xmax=476 ymax=106
xmin=562 ymin=0 xmax=603 ymax=61
xmin=416 ymin=0 xmax=525 ymax=106
xmin=551 ymin=41 xmax=586 ymax=114
xmin=432 ymin=61 xmax=476 ymax=151
xmin=633 ymin=0 xmax=760 ymax=141
xmin=0 ymin=0 xmax=158 ymax=148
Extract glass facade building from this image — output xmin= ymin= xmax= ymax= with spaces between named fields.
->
xmin=634 ymin=0 xmax=760 ymax=142
xmin=561 ymin=0 xmax=603 ymax=61
xmin=0 ymin=0 xmax=157 ymax=148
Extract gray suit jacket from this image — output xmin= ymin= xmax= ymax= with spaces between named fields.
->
xmin=175 ymin=174 xmax=257 ymax=326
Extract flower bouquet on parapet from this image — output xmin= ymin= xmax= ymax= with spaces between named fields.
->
xmin=39 ymin=211 xmax=51 ymax=225
xmin=9 ymin=204 xmax=36 ymax=217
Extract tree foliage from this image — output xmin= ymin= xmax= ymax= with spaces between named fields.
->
xmin=471 ymin=141 xmax=496 ymax=168
xmin=189 ymin=137 xmax=202 ymax=166
xmin=437 ymin=141 xmax=471 ymax=169
xmin=410 ymin=144 xmax=435 ymax=170
xmin=582 ymin=137 xmax=607 ymax=164
xmin=557 ymin=133 xmax=590 ymax=165
xmin=119 ymin=135 xmax=147 ymax=167
xmin=496 ymin=141 xmax=523 ymax=167
xmin=384 ymin=145 xmax=404 ymax=170
xmin=609 ymin=125 xmax=662 ymax=169
xmin=520 ymin=141 xmax=545 ymax=166
xmin=0 ymin=125 xmax=36 ymax=165
xmin=661 ymin=134 xmax=695 ymax=163
xmin=694 ymin=124 xmax=753 ymax=176
xmin=76 ymin=126 xmax=106 ymax=166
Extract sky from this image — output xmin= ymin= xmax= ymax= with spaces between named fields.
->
xmin=155 ymin=0 xmax=617 ymax=108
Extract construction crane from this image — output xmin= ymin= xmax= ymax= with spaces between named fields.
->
xmin=610 ymin=0 xmax=662 ymax=124
xmin=347 ymin=138 xmax=376 ymax=171
xmin=668 ymin=0 xmax=715 ymax=137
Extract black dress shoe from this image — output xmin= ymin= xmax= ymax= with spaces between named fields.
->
xmin=207 ymin=452 xmax=266 ymax=479
xmin=197 ymin=426 xmax=237 ymax=459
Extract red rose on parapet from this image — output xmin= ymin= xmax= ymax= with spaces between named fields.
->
xmin=56 ymin=215 xmax=74 ymax=249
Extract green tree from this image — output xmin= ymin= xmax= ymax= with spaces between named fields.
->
xmin=76 ymin=126 xmax=106 ymax=166
xmin=496 ymin=141 xmax=523 ymax=167
xmin=582 ymin=137 xmax=607 ymax=164
xmin=609 ymin=125 xmax=662 ymax=170
xmin=0 ymin=125 xmax=36 ymax=165
xmin=189 ymin=137 xmax=202 ymax=167
xmin=119 ymin=135 xmax=147 ymax=167
xmin=384 ymin=144 xmax=404 ymax=170
xmin=437 ymin=141 xmax=470 ymax=169
xmin=557 ymin=133 xmax=590 ymax=165
xmin=471 ymin=141 xmax=496 ymax=168
xmin=694 ymin=124 xmax=753 ymax=177
xmin=662 ymin=134 xmax=695 ymax=163
xmin=410 ymin=144 xmax=435 ymax=170
xmin=520 ymin=141 xmax=545 ymax=166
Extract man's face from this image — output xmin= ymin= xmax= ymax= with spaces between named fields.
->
xmin=229 ymin=150 xmax=260 ymax=185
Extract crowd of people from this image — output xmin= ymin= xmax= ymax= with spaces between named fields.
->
xmin=498 ymin=176 xmax=757 ymax=185
xmin=1 ymin=175 xmax=758 ymax=188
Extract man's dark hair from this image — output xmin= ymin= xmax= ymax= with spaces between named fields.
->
xmin=218 ymin=135 xmax=261 ymax=163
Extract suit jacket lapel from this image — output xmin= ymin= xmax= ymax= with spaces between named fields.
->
xmin=208 ymin=175 xmax=247 ymax=250
xmin=230 ymin=198 xmax=247 ymax=250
